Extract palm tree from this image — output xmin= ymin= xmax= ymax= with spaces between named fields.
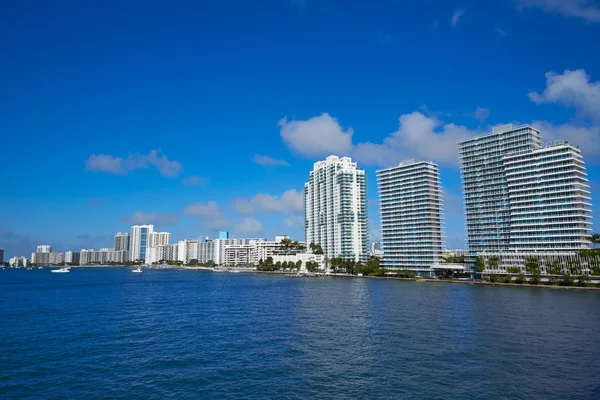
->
xmin=589 ymin=233 xmax=600 ymax=249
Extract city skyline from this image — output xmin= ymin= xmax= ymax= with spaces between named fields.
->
xmin=1 ymin=1 xmax=599 ymax=258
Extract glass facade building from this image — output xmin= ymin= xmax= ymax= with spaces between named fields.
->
xmin=377 ymin=160 xmax=444 ymax=271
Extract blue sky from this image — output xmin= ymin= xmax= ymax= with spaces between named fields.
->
xmin=1 ymin=0 xmax=599 ymax=257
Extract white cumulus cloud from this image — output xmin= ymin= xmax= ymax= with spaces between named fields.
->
xmin=279 ymin=113 xmax=354 ymax=157
xmin=529 ymin=69 xmax=600 ymax=122
xmin=353 ymin=112 xmax=481 ymax=167
xmin=236 ymin=218 xmax=264 ymax=234
xmin=233 ymin=189 xmax=304 ymax=215
xmin=85 ymin=150 xmax=183 ymax=177
xmin=121 ymin=211 xmax=179 ymax=226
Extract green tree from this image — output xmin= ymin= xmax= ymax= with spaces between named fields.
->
xmin=547 ymin=260 xmax=563 ymax=276
xmin=488 ymin=256 xmax=501 ymax=270
xmin=507 ymin=267 xmax=521 ymax=274
xmin=306 ymin=261 xmax=318 ymax=272
xmin=309 ymin=242 xmax=324 ymax=255
xmin=296 ymin=260 xmax=302 ymax=270
xmin=578 ymin=274 xmax=590 ymax=287
xmin=589 ymin=233 xmax=600 ymax=249
xmin=561 ymin=273 xmax=574 ymax=286
xmin=476 ymin=256 xmax=485 ymax=273
xmin=525 ymin=256 xmax=541 ymax=275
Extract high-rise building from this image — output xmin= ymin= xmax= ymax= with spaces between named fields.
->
xmin=503 ymin=143 xmax=592 ymax=251
xmin=64 ymin=251 xmax=81 ymax=265
xmin=219 ymin=231 xmax=229 ymax=239
xmin=457 ymin=124 xmax=542 ymax=254
xmin=377 ymin=160 xmax=444 ymax=271
xmin=457 ymin=124 xmax=592 ymax=256
xmin=304 ymin=155 xmax=368 ymax=262
xmin=129 ymin=225 xmax=154 ymax=262
xmin=114 ymin=233 xmax=130 ymax=252
xmin=149 ymin=232 xmax=171 ymax=247
xmin=0 ymin=248 xmax=4 ymax=265
xmin=37 ymin=245 xmax=52 ymax=253
xmin=35 ymin=252 xmax=63 ymax=265
xmin=177 ymin=239 xmax=199 ymax=263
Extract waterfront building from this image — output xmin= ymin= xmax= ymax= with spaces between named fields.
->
xmin=198 ymin=240 xmax=214 ymax=264
xmin=129 ymin=225 xmax=154 ymax=262
xmin=80 ymin=249 xmax=126 ymax=265
xmin=64 ymin=251 xmax=80 ymax=265
xmin=36 ymin=245 xmax=51 ymax=253
xmin=250 ymin=235 xmax=305 ymax=265
xmin=9 ymin=256 xmax=28 ymax=267
xmin=304 ymin=155 xmax=368 ymax=262
xmin=35 ymin=252 xmax=63 ymax=265
xmin=0 ymin=248 xmax=3 ymax=265
xmin=177 ymin=239 xmax=199 ymax=263
xmin=223 ymin=243 xmax=253 ymax=266
xmin=503 ymin=143 xmax=592 ymax=251
xmin=457 ymin=124 xmax=592 ymax=262
xmin=477 ymin=251 xmax=596 ymax=275
xmin=149 ymin=232 xmax=171 ymax=247
xmin=271 ymin=253 xmax=325 ymax=271
xmin=114 ymin=232 xmax=130 ymax=253
xmin=377 ymin=159 xmax=444 ymax=271
xmin=155 ymin=244 xmax=178 ymax=262
xmin=31 ymin=252 xmax=36 ymax=264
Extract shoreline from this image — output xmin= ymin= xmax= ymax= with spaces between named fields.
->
xmin=12 ymin=265 xmax=600 ymax=290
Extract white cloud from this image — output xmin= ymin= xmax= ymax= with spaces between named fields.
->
xmin=233 ymin=189 xmax=304 ymax=215
xmin=353 ymin=112 xmax=480 ymax=167
xmin=183 ymin=201 xmax=222 ymax=219
xmin=121 ymin=211 xmax=179 ymax=226
xmin=530 ymin=120 xmax=600 ymax=159
xmin=85 ymin=150 xmax=183 ymax=177
xmin=473 ymin=107 xmax=490 ymax=122
xmin=236 ymin=218 xmax=264 ymax=234
xmin=451 ymin=9 xmax=465 ymax=27
xmin=529 ymin=69 xmax=600 ymax=122
xmin=182 ymin=176 xmax=207 ymax=186
xmin=251 ymin=154 xmax=290 ymax=167
xmin=183 ymin=201 xmax=231 ymax=231
xmin=279 ymin=113 xmax=353 ymax=157
xmin=284 ymin=216 xmax=304 ymax=228
xmin=515 ymin=0 xmax=600 ymax=22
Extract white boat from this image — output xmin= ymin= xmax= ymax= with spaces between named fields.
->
xmin=132 ymin=267 xmax=143 ymax=273
xmin=38 ymin=267 xmax=43 ymax=269
xmin=51 ymin=267 xmax=70 ymax=273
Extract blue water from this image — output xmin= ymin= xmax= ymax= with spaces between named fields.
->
xmin=1 ymin=268 xmax=599 ymax=399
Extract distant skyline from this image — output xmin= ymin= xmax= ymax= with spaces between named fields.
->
xmin=1 ymin=0 xmax=599 ymax=257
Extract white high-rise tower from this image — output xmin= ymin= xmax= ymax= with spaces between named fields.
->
xmin=129 ymin=225 xmax=154 ymax=262
xmin=457 ymin=124 xmax=592 ymax=255
xmin=304 ymin=155 xmax=368 ymax=262
xmin=377 ymin=160 xmax=444 ymax=271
